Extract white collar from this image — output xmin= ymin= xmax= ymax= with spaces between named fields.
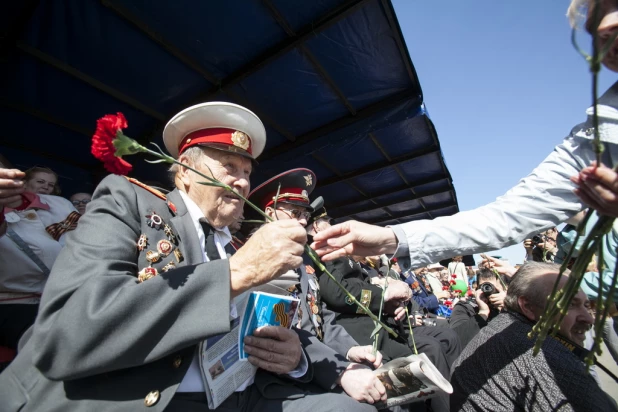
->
xmin=178 ymin=190 xmax=232 ymax=248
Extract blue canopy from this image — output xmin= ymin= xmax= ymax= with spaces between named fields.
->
xmin=0 ymin=0 xmax=458 ymax=226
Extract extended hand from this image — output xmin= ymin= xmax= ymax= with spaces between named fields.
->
xmin=480 ymin=255 xmax=517 ymax=277
xmin=0 ymin=168 xmax=25 ymax=209
xmin=346 ymin=345 xmax=383 ymax=369
xmin=337 ymin=363 xmax=387 ymax=404
xmin=383 ymin=280 xmax=412 ymax=303
xmin=310 ymin=220 xmax=399 ymax=261
xmin=243 ymin=326 xmax=301 ymax=374
xmin=572 ymin=162 xmax=618 ymax=217
xmin=229 ymin=219 xmax=307 ymax=294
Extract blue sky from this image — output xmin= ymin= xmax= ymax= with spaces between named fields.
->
xmin=392 ymin=0 xmax=616 ymax=265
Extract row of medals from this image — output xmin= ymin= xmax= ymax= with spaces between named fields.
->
xmin=136 ymin=211 xmax=183 ymax=283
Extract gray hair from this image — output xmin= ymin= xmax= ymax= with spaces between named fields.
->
xmin=504 ymin=262 xmax=564 ymax=314
xmin=168 ymin=146 xmax=206 ymax=181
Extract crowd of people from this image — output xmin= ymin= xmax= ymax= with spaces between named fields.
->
xmin=0 ymin=0 xmax=617 ymax=410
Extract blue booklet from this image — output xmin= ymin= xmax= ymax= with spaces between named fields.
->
xmin=238 ymin=291 xmax=300 ymax=360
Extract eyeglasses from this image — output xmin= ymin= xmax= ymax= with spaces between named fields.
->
xmin=277 ymin=207 xmax=311 ymax=221
xmin=72 ymin=199 xmax=91 ymax=205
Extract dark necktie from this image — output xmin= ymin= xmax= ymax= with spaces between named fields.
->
xmin=199 ymin=219 xmax=221 ymax=261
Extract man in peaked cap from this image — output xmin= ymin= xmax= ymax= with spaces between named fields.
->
xmin=248 ymin=169 xmax=386 ymax=408
xmin=0 ymin=102 xmax=354 ymax=412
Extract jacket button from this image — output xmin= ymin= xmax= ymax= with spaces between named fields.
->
xmin=144 ymin=390 xmax=160 ymax=407
xmin=172 ymin=356 xmax=182 ymax=368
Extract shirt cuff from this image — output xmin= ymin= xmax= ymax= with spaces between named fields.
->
xmin=286 ymin=349 xmax=309 ymax=378
xmin=387 ymin=225 xmax=409 ymax=258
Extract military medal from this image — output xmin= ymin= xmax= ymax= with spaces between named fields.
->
xmin=157 ymin=239 xmax=173 ymax=256
xmin=146 ymin=250 xmax=161 ymax=263
xmin=137 ymin=234 xmax=148 ymax=251
xmin=163 ymin=224 xmax=177 ymax=243
xmin=26 ymin=212 xmax=37 ymax=220
xmin=146 ymin=212 xmax=163 ymax=229
xmin=138 ymin=267 xmax=157 ymax=282
xmin=161 ymin=261 xmax=176 ymax=272
xmin=174 ymin=248 xmax=184 ymax=263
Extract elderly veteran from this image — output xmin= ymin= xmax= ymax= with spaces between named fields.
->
xmin=247 ymin=168 xmax=385 ymax=407
xmin=0 ymin=102 xmax=358 ymax=412
xmin=450 ymin=262 xmax=615 ymax=411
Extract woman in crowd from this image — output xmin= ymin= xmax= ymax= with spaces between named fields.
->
xmin=0 ymin=166 xmax=78 ymax=352
xmin=23 ymin=166 xmax=60 ymax=195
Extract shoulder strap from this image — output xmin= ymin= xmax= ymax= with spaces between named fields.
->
xmin=123 ymin=176 xmax=167 ymax=200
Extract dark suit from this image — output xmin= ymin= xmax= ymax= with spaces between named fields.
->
xmin=0 ymin=175 xmax=373 ymax=412
xmin=318 ymin=257 xmax=462 ymax=412
xmin=260 ymin=267 xmax=361 ymax=391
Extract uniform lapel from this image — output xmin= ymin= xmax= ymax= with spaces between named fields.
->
xmin=299 ymin=267 xmax=312 ymax=330
xmin=167 ymin=189 xmax=203 ymax=265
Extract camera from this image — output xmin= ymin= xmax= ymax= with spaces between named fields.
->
xmin=412 ymin=310 xmax=437 ymax=327
xmin=531 ymin=234 xmax=545 ymax=246
xmin=479 ymin=282 xmax=497 ymax=297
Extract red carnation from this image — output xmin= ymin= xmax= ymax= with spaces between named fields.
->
xmin=442 ymin=286 xmax=449 ymax=291
xmin=454 ymin=289 xmax=462 ymax=295
xmin=92 ymin=112 xmax=133 ymax=175
xmin=450 ymin=280 xmax=456 ymax=285
xmin=451 ymin=274 xmax=457 ymax=279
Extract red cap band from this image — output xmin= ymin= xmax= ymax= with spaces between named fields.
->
xmin=263 ymin=187 xmax=309 ymax=209
xmin=178 ymin=128 xmax=252 ymax=156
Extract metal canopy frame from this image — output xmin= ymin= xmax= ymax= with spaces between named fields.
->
xmin=1 ymin=0 xmax=459 ymax=226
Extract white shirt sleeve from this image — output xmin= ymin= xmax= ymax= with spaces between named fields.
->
xmin=394 ymin=133 xmax=607 ymax=268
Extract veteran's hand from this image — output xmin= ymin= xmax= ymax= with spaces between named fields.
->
xmin=337 ymin=363 xmax=387 ymax=404
xmin=572 ymin=162 xmax=618 ymax=218
xmin=0 ymin=168 xmax=25 ymax=209
xmin=347 ymin=345 xmax=383 ymax=369
xmin=229 ymin=219 xmax=306 ymax=294
xmin=310 ymin=220 xmax=399 ymax=261
xmin=243 ymin=326 xmax=302 ymax=374
xmin=383 ymin=280 xmax=412 ymax=303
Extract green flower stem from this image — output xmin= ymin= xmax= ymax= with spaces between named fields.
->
xmin=304 ymin=247 xmax=398 ymax=338
xmin=124 ymin=137 xmax=398 ymax=338
xmin=373 ymin=274 xmax=389 ymax=355
xmin=404 ymin=306 xmax=418 ymax=355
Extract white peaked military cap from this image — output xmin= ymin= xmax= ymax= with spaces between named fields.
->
xmin=163 ymin=102 xmax=266 ymax=160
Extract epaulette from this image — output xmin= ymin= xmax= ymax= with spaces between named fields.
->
xmin=124 ymin=176 xmax=167 ymax=201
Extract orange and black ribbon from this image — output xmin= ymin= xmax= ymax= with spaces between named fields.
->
xmin=45 ymin=211 xmax=81 ymax=241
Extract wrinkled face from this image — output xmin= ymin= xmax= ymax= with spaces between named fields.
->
xmin=181 ymin=148 xmax=252 ymax=228
xmin=25 ymin=172 xmax=57 ymax=195
xmin=70 ymin=192 xmax=92 ymax=214
xmin=266 ymin=204 xmax=310 ymax=228
xmin=587 ymin=0 xmax=618 ymax=71
xmin=527 ymin=273 xmax=594 ymax=346
xmin=558 ymin=288 xmax=594 ymax=346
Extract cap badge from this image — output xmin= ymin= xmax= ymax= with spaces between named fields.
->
xmin=231 ymin=131 xmax=250 ymax=150
xmin=301 ymin=190 xmax=308 ymax=198
xmin=304 ymin=175 xmax=313 ymax=187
